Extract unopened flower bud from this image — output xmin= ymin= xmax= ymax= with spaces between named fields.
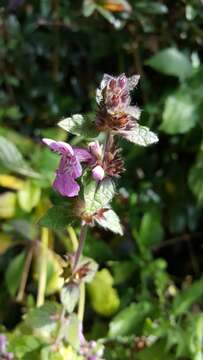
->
xmin=89 ymin=141 xmax=103 ymax=159
xmin=92 ymin=165 xmax=105 ymax=181
xmin=118 ymin=74 xmax=127 ymax=88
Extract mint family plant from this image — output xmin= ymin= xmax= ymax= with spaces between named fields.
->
xmin=40 ymin=73 xmax=158 ymax=358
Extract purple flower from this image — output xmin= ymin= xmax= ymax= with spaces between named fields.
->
xmin=43 ymin=138 xmax=92 ymax=197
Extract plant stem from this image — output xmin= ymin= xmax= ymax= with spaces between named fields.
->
xmin=37 ymin=228 xmax=49 ymax=307
xmin=70 ymin=225 xmax=88 ymax=322
xmin=67 ymin=225 xmax=78 ymax=252
xmin=16 ymin=246 xmax=33 ymax=302
xmin=78 ymin=283 xmax=85 ymax=322
xmin=72 ymin=223 xmax=88 ymax=272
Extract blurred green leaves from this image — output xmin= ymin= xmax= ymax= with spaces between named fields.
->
xmin=0 ymin=136 xmax=40 ymax=178
xmin=88 ymin=269 xmax=120 ymax=316
xmin=147 ymin=48 xmax=193 ymax=80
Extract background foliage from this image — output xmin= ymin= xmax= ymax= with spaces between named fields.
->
xmin=1 ymin=0 xmax=203 ymax=359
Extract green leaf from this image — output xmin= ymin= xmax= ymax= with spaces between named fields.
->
xmin=122 ymin=125 xmax=158 ymax=146
xmin=60 ymin=282 xmax=80 ymax=314
xmin=108 ymin=260 xmax=134 ymax=285
xmin=172 ymin=277 xmax=203 ymax=316
xmin=136 ymin=340 xmax=173 ymax=360
xmin=25 ymin=302 xmax=61 ymax=329
xmin=58 ymin=114 xmax=97 ymax=139
xmin=18 ymin=181 xmax=41 ymax=213
xmin=5 ymin=251 xmax=26 ymax=297
xmin=65 ymin=314 xmax=81 ymax=350
xmin=84 ymin=177 xmax=115 ymax=214
xmin=147 ymin=48 xmax=193 ymax=80
xmin=135 ymin=2 xmax=168 ymax=14
xmin=188 ymin=314 xmax=203 ymax=360
xmin=77 ymin=256 xmax=98 ymax=283
xmin=161 ymin=87 xmax=198 ymax=134
xmin=83 ymin=0 xmax=96 ymax=16
xmin=108 ymin=301 xmax=152 ymax=337
xmin=95 ymin=209 xmax=123 ymax=235
xmin=39 ymin=205 xmax=74 ymax=230
xmin=0 ymin=192 xmax=16 ymax=219
xmin=9 ymin=335 xmax=41 ymax=359
xmin=0 ymin=136 xmax=40 ymax=178
xmin=88 ymin=269 xmax=120 ymax=317
xmin=139 ymin=211 xmax=164 ymax=249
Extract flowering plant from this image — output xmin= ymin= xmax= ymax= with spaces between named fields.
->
xmin=39 ymin=73 xmax=158 ymax=358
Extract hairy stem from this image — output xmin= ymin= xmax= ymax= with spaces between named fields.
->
xmin=17 ymin=246 xmax=33 ymax=302
xmin=37 ymin=228 xmax=49 ymax=307
xmin=72 ymin=224 xmax=88 ymax=272
xmin=71 ymin=225 xmax=88 ymax=323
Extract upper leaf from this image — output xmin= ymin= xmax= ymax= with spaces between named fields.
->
xmin=95 ymin=209 xmax=123 ymax=235
xmin=120 ymin=125 xmax=158 ymax=146
xmin=58 ymin=114 xmax=98 ymax=139
xmin=83 ymin=176 xmax=115 ymax=214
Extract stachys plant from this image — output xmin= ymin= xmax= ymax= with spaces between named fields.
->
xmin=40 ymin=73 xmax=158 ymax=359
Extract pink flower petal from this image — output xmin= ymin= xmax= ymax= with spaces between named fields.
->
xmin=53 ymin=172 xmax=80 ymax=197
xmin=42 ymin=138 xmax=74 ymax=156
xmin=74 ymin=148 xmax=93 ymax=162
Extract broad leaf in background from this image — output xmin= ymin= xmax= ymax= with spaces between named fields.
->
xmin=39 ymin=205 xmax=75 ymax=230
xmin=135 ymin=1 xmax=168 ymax=14
xmin=9 ymin=335 xmax=42 ymax=359
xmin=136 ymin=340 xmax=173 ymax=360
xmin=139 ymin=211 xmax=164 ymax=250
xmin=121 ymin=125 xmax=158 ymax=146
xmin=5 ymin=251 xmax=26 ymax=297
xmin=0 ymin=136 xmax=40 ymax=178
xmin=147 ymin=48 xmax=193 ymax=80
xmin=0 ymin=192 xmax=16 ymax=219
xmin=161 ymin=87 xmax=198 ymax=134
xmin=172 ymin=277 xmax=203 ymax=316
xmin=108 ymin=301 xmax=152 ymax=337
xmin=0 ymin=174 xmax=24 ymax=190
xmin=95 ymin=208 xmax=123 ymax=235
xmin=188 ymin=314 xmax=203 ymax=360
xmin=88 ymin=268 xmax=120 ymax=316
xmin=25 ymin=302 xmax=61 ymax=329
xmin=18 ymin=180 xmax=41 ymax=213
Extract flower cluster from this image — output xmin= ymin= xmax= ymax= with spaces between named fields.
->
xmin=96 ymin=73 xmax=140 ymax=133
xmin=79 ymin=327 xmax=104 ymax=360
xmin=43 ymin=73 xmax=158 ymax=202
